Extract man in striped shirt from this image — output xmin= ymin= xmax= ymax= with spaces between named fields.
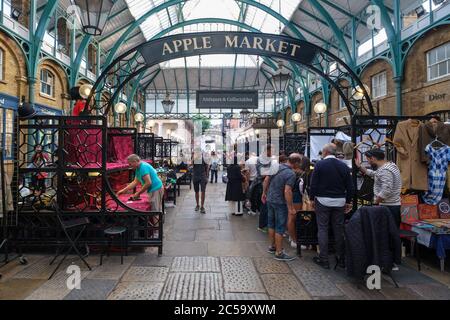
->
xmin=355 ymin=148 xmax=402 ymax=229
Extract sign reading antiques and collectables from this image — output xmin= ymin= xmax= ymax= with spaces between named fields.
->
xmin=138 ymin=32 xmax=318 ymax=67
xmin=196 ymin=90 xmax=258 ymax=109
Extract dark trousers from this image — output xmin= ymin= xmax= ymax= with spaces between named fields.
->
xmin=315 ymin=200 xmax=345 ymax=262
xmin=210 ymin=170 xmax=218 ymax=183
xmin=259 ymin=202 xmax=268 ymax=228
xmin=383 ymin=205 xmax=401 ymax=229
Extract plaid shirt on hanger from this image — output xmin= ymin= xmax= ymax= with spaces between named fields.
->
xmin=422 ymin=144 xmax=450 ymax=205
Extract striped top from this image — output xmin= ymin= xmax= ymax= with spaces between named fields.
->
xmin=366 ymin=162 xmax=402 ymax=206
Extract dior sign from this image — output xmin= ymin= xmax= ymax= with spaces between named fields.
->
xmin=427 ymin=93 xmax=447 ymax=102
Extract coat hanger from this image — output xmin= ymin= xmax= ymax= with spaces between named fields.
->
xmin=431 ymin=135 xmax=445 ymax=149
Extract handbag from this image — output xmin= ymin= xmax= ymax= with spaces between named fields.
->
xmin=357 ymin=174 xmax=374 ymax=202
xmin=302 ymin=189 xmax=314 ymax=212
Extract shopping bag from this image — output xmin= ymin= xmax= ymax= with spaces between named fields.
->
xmin=438 ymin=198 xmax=450 ymax=219
xmin=418 ymin=204 xmax=439 ymax=220
xmin=401 ymin=205 xmax=419 ymax=223
xmin=401 ymin=194 xmax=419 ymax=206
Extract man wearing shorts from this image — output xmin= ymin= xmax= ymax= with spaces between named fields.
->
xmin=266 ymin=153 xmax=302 ymax=261
xmin=192 ymin=152 xmax=209 ymax=214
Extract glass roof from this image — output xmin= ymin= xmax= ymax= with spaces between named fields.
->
xmin=125 ymin=0 xmax=300 ymax=67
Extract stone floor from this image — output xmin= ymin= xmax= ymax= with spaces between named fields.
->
xmin=1 ymin=179 xmax=450 ymax=300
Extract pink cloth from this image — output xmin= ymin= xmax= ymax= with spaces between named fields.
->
xmin=65 ymin=128 xmax=103 ymax=168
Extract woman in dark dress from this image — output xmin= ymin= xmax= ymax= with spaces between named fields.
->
xmin=225 ymin=157 xmax=246 ymax=216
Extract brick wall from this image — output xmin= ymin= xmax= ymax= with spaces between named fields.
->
xmin=0 ymin=30 xmax=28 ymax=99
xmin=35 ymin=60 xmax=69 ymax=113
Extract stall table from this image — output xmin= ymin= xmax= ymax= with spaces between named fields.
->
xmin=401 ymin=220 xmax=450 ymax=272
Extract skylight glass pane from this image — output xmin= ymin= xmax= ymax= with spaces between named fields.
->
xmin=160 ymin=54 xmax=258 ymax=68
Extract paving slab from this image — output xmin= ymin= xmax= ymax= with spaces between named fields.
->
xmin=160 ymin=272 xmax=224 ymax=300
xmin=225 ymin=293 xmax=270 ymax=300
xmin=287 ymin=259 xmax=344 ymax=297
xmin=407 ymin=283 xmax=450 ymax=300
xmin=335 ymin=283 xmax=386 ymax=300
xmin=86 ymin=256 xmax=135 ymax=280
xmin=208 ymin=241 xmax=264 ymax=257
xmin=108 ymin=281 xmax=165 ymax=300
xmin=380 ymin=287 xmax=424 ymax=300
xmin=26 ymin=270 xmax=89 ymax=300
xmin=261 ymin=274 xmax=311 ymax=300
xmin=253 ymin=258 xmax=291 ymax=274
xmin=173 ymin=219 xmax=219 ymax=231
xmin=164 ymin=230 xmax=197 ymax=241
xmin=122 ymin=266 xmax=169 ymax=282
xmin=0 ymin=279 xmax=46 ymax=300
xmin=171 ymin=257 xmax=220 ymax=272
xmin=64 ymin=279 xmax=117 ymax=300
xmin=132 ymin=255 xmax=173 ymax=267
xmin=163 ymin=241 xmax=208 ymax=256
xmin=196 ymin=229 xmax=235 ymax=241
xmin=0 ymin=255 xmax=45 ymax=281
xmin=220 ymin=257 xmax=265 ymax=293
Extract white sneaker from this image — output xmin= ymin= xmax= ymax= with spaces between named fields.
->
xmin=392 ymin=263 xmax=399 ymax=271
xmin=290 ymin=240 xmax=297 ymax=248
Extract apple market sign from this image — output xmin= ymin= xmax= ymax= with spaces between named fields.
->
xmin=138 ymin=32 xmax=317 ymax=66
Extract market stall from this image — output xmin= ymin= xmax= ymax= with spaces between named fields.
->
xmin=296 ymin=115 xmax=450 ymax=269
xmin=15 ymin=115 xmax=164 ymax=253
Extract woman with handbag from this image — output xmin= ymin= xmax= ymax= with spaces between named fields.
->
xmin=287 ymin=156 xmax=312 ymax=248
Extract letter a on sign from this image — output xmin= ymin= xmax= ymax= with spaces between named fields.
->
xmin=366 ymin=265 xmax=381 ymax=290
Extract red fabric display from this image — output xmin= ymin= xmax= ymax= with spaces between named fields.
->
xmin=418 ymin=204 xmax=439 ymax=220
xmin=65 ymin=128 xmax=103 ymax=168
xmin=72 ymin=100 xmax=86 ymax=116
xmin=401 ymin=205 xmax=419 ymax=223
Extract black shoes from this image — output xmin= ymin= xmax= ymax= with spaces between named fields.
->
xmin=313 ymin=257 xmax=330 ymax=269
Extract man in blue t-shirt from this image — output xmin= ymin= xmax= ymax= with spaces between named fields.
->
xmin=117 ymin=154 xmax=164 ymax=211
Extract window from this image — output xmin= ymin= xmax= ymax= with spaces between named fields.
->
xmin=40 ymin=69 xmax=54 ymax=97
xmin=0 ymin=108 xmax=15 ymax=159
xmin=427 ymin=42 xmax=450 ymax=81
xmin=371 ymin=71 xmax=387 ymax=99
xmin=0 ymin=49 xmax=4 ymax=81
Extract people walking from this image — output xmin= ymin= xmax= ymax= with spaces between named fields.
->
xmin=192 ymin=152 xmax=209 ymax=214
xmin=210 ymin=151 xmax=220 ymax=183
xmin=225 ymin=156 xmax=246 ymax=216
xmin=266 ymin=153 xmax=302 ymax=261
xmin=288 ymin=155 xmax=312 ymax=249
xmin=258 ymin=145 xmax=278 ymax=232
xmin=310 ymin=144 xmax=353 ymax=269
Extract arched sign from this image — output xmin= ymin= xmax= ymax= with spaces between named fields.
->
xmin=87 ymin=32 xmax=374 ymax=116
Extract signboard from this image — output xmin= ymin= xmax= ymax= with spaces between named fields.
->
xmin=138 ymin=32 xmax=318 ymax=67
xmin=196 ymin=90 xmax=258 ymax=109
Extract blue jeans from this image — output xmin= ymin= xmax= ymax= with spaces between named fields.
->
xmin=259 ymin=202 xmax=268 ymax=229
xmin=267 ymin=202 xmax=288 ymax=235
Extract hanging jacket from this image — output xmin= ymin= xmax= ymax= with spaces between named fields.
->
xmin=345 ymin=206 xmax=401 ymax=280
xmin=393 ymin=119 xmax=428 ymax=191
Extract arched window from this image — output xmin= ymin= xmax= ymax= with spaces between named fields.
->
xmin=40 ymin=69 xmax=55 ymax=97
xmin=57 ymin=18 xmax=69 ymax=54
xmin=0 ymin=48 xmax=4 ymax=81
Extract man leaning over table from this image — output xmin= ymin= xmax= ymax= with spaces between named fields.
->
xmin=117 ymin=154 xmax=164 ymax=212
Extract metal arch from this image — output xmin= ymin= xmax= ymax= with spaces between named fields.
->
xmin=104 ymin=0 xmax=312 ymax=68
xmin=101 ymin=0 xmax=316 ymax=110
xmin=29 ymin=0 xmax=58 ymax=103
xmin=0 ymin=26 xmax=30 ymax=77
xmin=70 ymin=34 xmax=92 ymax=87
xmin=126 ymin=18 xmax=309 ymax=108
xmin=87 ymin=32 xmax=374 ymax=118
xmin=307 ymin=0 xmax=353 ymax=67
